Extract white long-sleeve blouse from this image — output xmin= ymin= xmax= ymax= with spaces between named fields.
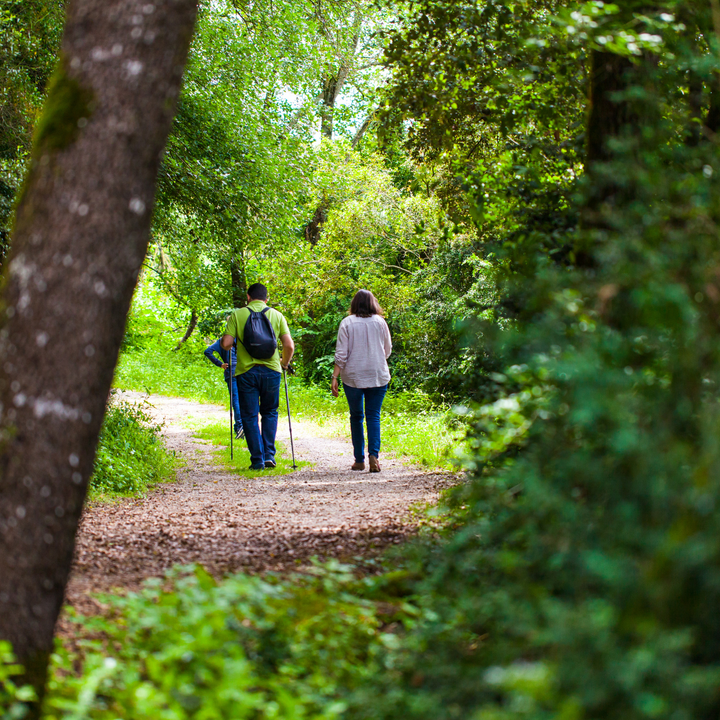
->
xmin=333 ymin=314 xmax=392 ymax=389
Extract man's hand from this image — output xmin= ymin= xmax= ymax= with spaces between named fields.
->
xmin=331 ymin=376 xmax=339 ymax=398
xmin=221 ymin=363 xmax=229 ymax=370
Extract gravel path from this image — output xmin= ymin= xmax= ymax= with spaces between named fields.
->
xmin=66 ymin=391 xmax=454 ymax=610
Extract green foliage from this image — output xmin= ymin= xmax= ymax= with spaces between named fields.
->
xmin=89 ymin=399 xmax=176 ymax=498
xmin=147 ymin=0 xmax=349 ymax=315
xmin=0 ymin=641 xmax=36 ymax=719
xmin=43 ymin=563 xmax=407 ymax=720
xmin=337 ymin=3 xmax=720 ymax=720
xmin=0 ymin=0 xmax=65 ymax=250
xmin=115 ymin=281 xmax=233 ymax=405
xmin=0 ymin=0 xmax=64 ymax=154
xmin=263 ymin=138 xmax=485 ymax=396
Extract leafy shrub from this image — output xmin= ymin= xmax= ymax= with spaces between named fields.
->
xmin=341 ymin=5 xmax=720 ymax=720
xmin=0 ymin=641 xmax=36 ymax=718
xmin=89 ymin=398 xmax=176 ymax=497
xmin=43 ymin=563 xmax=408 ymax=720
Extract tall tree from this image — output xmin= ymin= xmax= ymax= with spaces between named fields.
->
xmin=150 ymin=0 xmax=313 ymax=321
xmin=0 ymin=0 xmax=197 ymax=709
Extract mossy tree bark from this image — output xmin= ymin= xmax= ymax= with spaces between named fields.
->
xmin=0 ymin=0 xmax=197 ymax=709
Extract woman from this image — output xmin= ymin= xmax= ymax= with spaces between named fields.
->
xmin=331 ymin=289 xmax=392 ymax=472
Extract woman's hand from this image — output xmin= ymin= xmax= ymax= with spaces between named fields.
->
xmin=331 ymin=376 xmax=339 ymax=397
xmin=221 ymin=363 xmax=229 ymax=370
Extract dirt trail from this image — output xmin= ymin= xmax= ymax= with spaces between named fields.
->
xmin=67 ymin=391 xmax=453 ymax=609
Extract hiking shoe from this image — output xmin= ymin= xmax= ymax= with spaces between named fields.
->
xmin=351 ymin=461 xmax=365 ymax=471
xmin=235 ymin=427 xmax=245 ymax=440
xmin=249 ymin=464 xmax=265 ymax=471
xmin=264 ymin=459 xmax=276 ymax=469
xmin=369 ymin=456 xmax=381 ymax=473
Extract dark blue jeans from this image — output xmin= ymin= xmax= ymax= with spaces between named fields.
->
xmin=343 ymin=384 xmax=388 ymax=463
xmin=226 ymin=375 xmax=242 ymax=433
xmin=235 ymin=365 xmax=281 ymax=469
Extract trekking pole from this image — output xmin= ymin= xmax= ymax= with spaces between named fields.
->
xmin=229 ymin=369 xmax=233 ymax=461
xmin=283 ymin=366 xmax=297 ymax=470
xmin=229 ymin=342 xmax=235 ymax=461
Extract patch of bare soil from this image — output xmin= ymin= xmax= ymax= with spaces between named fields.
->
xmin=66 ymin=391 xmax=455 ymax=613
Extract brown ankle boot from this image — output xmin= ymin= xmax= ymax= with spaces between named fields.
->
xmin=351 ymin=461 xmax=365 ymax=471
xmin=369 ymin=456 xmax=381 ymax=472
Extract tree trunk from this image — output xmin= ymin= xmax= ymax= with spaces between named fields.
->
xmin=586 ymin=50 xmax=638 ymax=166
xmin=320 ymin=75 xmax=339 ymax=139
xmin=174 ymin=310 xmax=198 ymax=350
xmin=582 ymin=49 xmax=648 ymax=239
xmin=705 ymin=72 xmax=720 ymax=137
xmin=686 ymin=70 xmax=703 ymax=147
xmin=304 ymin=204 xmax=327 ymax=246
xmin=231 ymin=253 xmax=247 ymax=308
xmin=0 ymin=0 xmax=197 ymax=708
xmin=318 ymin=11 xmax=363 ymax=140
xmin=351 ymin=112 xmax=374 ymax=148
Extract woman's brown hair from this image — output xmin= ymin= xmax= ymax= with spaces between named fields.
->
xmin=350 ymin=289 xmax=384 ymax=318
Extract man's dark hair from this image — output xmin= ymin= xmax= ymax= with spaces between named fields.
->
xmin=247 ymin=283 xmax=268 ymax=301
xmin=350 ymin=289 xmax=383 ymax=318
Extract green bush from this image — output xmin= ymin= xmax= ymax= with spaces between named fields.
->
xmin=341 ymin=4 xmax=720 ymax=720
xmin=43 ymin=563 xmax=409 ymax=720
xmin=90 ymin=398 xmax=176 ymax=497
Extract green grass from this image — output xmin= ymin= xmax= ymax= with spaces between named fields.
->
xmin=115 ymin=344 xmax=466 ymax=471
xmin=114 ymin=342 xmax=231 ymax=405
xmin=190 ymin=418 xmax=309 ymax=478
xmin=89 ymin=397 xmax=178 ymax=499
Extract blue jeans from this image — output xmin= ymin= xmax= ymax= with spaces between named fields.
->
xmin=343 ymin=384 xmax=388 ymax=463
xmin=235 ymin=365 xmax=282 ymax=469
xmin=226 ymin=375 xmax=242 ymax=433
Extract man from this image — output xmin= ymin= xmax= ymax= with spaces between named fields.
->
xmin=221 ymin=283 xmax=294 ymax=470
xmin=203 ymin=332 xmax=244 ymax=440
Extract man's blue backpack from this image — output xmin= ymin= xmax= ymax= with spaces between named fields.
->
xmin=241 ymin=307 xmax=277 ymax=359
